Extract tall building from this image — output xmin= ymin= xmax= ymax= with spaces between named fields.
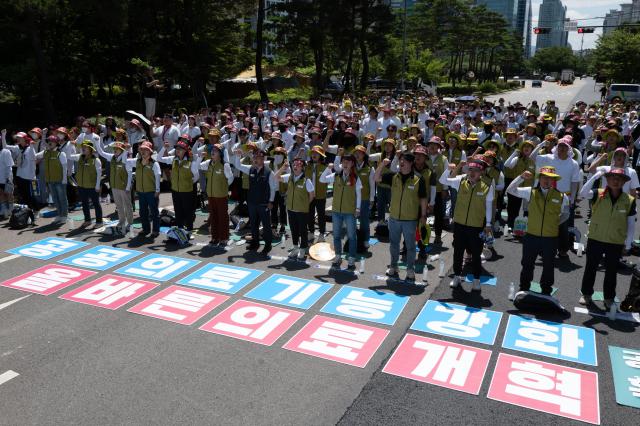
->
xmin=603 ymin=1 xmax=640 ymax=34
xmin=248 ymin=0 xmax=289 ymax=59
xmin=536 ymin=0 xmax=568 ymax=50
xmin=476 ymin=0 xmax=531 ymax=57
xmin=516 ymin=0 xmax=532 ymax=58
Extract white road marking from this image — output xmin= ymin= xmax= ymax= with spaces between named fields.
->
xmin=0 ymin=254 xmax=21 ymax=264
xmin=0 ymin=295 xmax=31 ymax=311
xmin=574 ymin=306 xmax=640 ymax=323
xmin=0 ymin=370 xmax=19 ymax=386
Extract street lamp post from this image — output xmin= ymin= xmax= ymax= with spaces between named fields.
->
xmin=400 ymin=0 xmax=407 ymax=91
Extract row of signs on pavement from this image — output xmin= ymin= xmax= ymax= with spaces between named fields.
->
xmin=2 ymin=238 xmax=639 ymax=423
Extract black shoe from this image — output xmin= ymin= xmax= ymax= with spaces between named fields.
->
xmin=247 ymin=243 xmax=259 ymax=251
xmin=261 ymin=245 xmax=272 ymax=255
xmin=433 ymin=237 xmax=442 ymax=245
xmin=279 ymin=225 xmax=286 ymax=234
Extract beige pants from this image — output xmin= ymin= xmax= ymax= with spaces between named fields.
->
xmin=113 ymin=188 xmax=133 ymax=229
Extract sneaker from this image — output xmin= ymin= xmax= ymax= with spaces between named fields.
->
xmin=150 ymin=232 xmax=159 ymax=238
xmin=261 ymin=245 xmax=272 ymax=255
xmin=449 ymin=276 xmax=461 ymax=288
xmin=579 ymin=294 xmax=592 ymax=306
xmin=298 ymin=248 xmax=307 ymax=261
xmin=81 ymin=221 xmax=92 ymax=227
xmin=289 ymin=247 xmax=299 ymax=259
xmin=386 ymin=267 xmax=399 ymax=278
xmin=406 ymin=269 xmax=416 ymax=282
xmin=279 ymin=225 xmax=286 ymax=234
xmin=332 ymin=255 xmax=342 ymax=267
xmin=471 ymin=279 xmax=482 ymax=292
xmin=218 ymin=240 xmax=229 ymax=247
xmin=347 ymin=257 xmax=356 ymax=270
xmin=433 ymin=237 xmax=442 ymax=246
xmin=139 ymin=230 xmax=150 ymax=238
xmin=247 ymin=242 xmax=260 ymax=251
xmin=209 ymin=239 xmax=219 ymax=246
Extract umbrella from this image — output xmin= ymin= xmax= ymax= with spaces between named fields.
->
xmin=125 ymin=110 xmax=152 ymax=139
xmin=309 ymin=242 xmax=335 ymax=261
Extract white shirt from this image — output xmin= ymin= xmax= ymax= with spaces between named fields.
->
xmin=280 ymin=173 xmax=315 ymax=193
xmin=534 ymin=152 xmax=580 ymax=195
xmin=153 ymin=125 xmax=180 ymax=150
xmin=4 ymin=145 xmax=36 ymax=180
xmin=594 ymin=165 xmax=640 ymax=193
xmin=0 ymin=149 xmax=14 ymax=184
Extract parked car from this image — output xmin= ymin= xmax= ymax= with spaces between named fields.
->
xmin=606 ymin=84 xmax=640 ymax=102
xmin=544 ymin=76 xmax=556 ymax=82
xmin=531 ymin=80 xmax=542 ymax=88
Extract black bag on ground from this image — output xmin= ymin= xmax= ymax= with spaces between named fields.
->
xmin=159 ymin=209 xmax=176 ymax=226
xmin=375 ymin=221 xmax=388 ymax=237
xmin=9 ymin=206 xmax=35 ymax=229
xmin=621 ymin=266 xmax=640 ymax=312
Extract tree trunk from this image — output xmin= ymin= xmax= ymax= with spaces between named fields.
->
xmin=359 ymin=0 xmax=370 ymax=91
xmin=25 ymin=8 xmax=54 ymax=122
xmin=256 ymin=0 xmax=269 ymax=102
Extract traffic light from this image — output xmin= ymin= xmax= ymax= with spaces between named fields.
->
xmin=533 ymin=27 xmax=551 ymax=34
xmin=577 ymin=27 xmax=595 ymax=33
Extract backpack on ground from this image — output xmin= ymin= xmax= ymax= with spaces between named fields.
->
xmin=159 ymin=209 xmax=176 ymax=226
xmin=166 ymin=226 xmax=191 ymax=247
xmin=9 ymin=205 xmax=34 ymax=229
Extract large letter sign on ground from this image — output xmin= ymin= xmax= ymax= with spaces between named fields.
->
xmin=608 ymin=346 xmax=640 ymax=409
xmin=283 ymin=315 xmax=388 ymax=368
xmin=200 ymin=300 xmax=304 ymax=346
xmin=7 ymin=238 xmax=88 ymax=260
xmin=60 ymin=274 xmax=158 ymax=310
xmin=244 ymin=274 xmax=332 ymax=310
xmin=488 ymin=353 xmax=600 ymax=425
xmin=177 ymin=263 xmax=263 ymax=294
xmin=320 ymin=286 xmax=409 ymax=326
xmin=382 ymin=334 xmax=491 ymax=395
xmin=115 ymin=254 xmax=200 ymax=281
xmin=58 ymin=246 xmax=142 ymax=271
xmin=502 ymin=315 xmax=597 ymax=366
xmin=0 ymin=265 xmax=95 ymax=295
xmin=410 ymin=301 xmax=502 ymax=345
xmin=128 ymin=285 xmax=228 ymax=325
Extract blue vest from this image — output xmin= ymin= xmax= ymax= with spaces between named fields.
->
xmin=247 ymin=166 xmax=271 ymax=205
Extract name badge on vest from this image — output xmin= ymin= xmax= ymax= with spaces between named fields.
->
xmin=297 ymin=184 xmax=304 ymax=189
xmin=250 ymin=173 xmax=255 ymax=177
xmin=408 ymin=185 xmax=415 ymax=190
xmin=183 ymin=165 xmax=189 ymax=169
xmin=618 ymin=209 xmax=627 ymax=213
xmin=476 ymin=192 xmax=484 ymax=196
xmin=551 ymin=199 xmax=560 ymax=203
xmin=215 ymin=170 xmax=222 ymax=174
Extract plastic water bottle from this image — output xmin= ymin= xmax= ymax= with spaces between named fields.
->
xmin=280 ymin=233 xmax=285 ymax=247
xmin=67 ymin=217 xmax=74 ymax=230
xmin=577 ymin=243 xmax=583 ymax=257
xmin=422 ymin=264 xmax=429 ymax=282
xmin=438 ymin=259 xmax=445 ymax=277
xmin=503 ymin=224 xmax=509 ymax=236
xmin=508 ymin=282 xmax=515 ymax=301
xmin=128 ymin=225 xmax=135 ymax=239
xmin=359 ymin=258 xmax=365 ymax=274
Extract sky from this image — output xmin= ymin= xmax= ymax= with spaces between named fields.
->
xmin=531 ymin=0 xmax=628 ymax=50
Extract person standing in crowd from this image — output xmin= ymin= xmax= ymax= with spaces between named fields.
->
xmin=69 ymin=141 xmax=102 ymax=227
xmin=234 ymin=148 xmax=276 ymax=255
xmin=579 ymin=168 xmax=636 ymax=312
xmin=143 ymin=67 xmax=162 ymax=119
xmin=320 ymin=154 xmax=362 ymax=270
xmin=95 ymin=133 xmax=133 ymax=235
xmin=426 ymin=136 xmax=448 ymax=245
xmin=306 ymin=146 xmax=328 ymax=242
xmin=276 ymin=157 xmax=315 ymax=260
xmin=507 ymin=167 xmax=569 ymax=297
xmin=126 ymin=141 xmax=160 ymax=238
xmin=376 ymin=152 xmax=428 ymax=282
xmin=35 ymin=136 xmax=68 ymax=224
xmin=0 ymin=140 xmax=14 ymax=220
xmin=269 ymin=145 xmax=288 ymax=234
xmin=2 ymin=130 xmax=38 ymax=215
xmin=200 ymin=144 xmax=233 ymax=246
xmin=440 ymin=157 xmax=494 ymax=292
xmin=503 ymin=141 xmax=536 ymax=228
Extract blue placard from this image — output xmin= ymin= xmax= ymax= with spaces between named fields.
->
xmin=320 ymin=286 xmax=409 ymax=325
xmin=115 ymin=254 xmax=200 ymax=281
xmin=58 ymin=246 xmax=142 ymax=271
xmin=7 ymin=237 xmax=88 ymax=260
xmin=177 ymin=263 xmax=263 ymax=294
xmin=410 ymin=300 xmax=503 ymax=345
xmin=244 ymin=274 xmax=332 ymax=310
xmin=609 ymin=346 xmax=640 ymax=409
xmin=502 ymin=315 xmax=597 ymax=366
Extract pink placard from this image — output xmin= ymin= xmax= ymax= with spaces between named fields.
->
xmin=282 ymin=315 xmax=389 ymax=368
xmin=0 ymin=264 xmax=96 ymax=295
xmin=382 ymin=334 xmax=491 ymax=395
xmin=128 ymin=285 xmax=228 ymax=325
xmin=200 ymin=300 xmax=303 ymax=346
xmin=59 ymin=274 xmax=158 ymax=310
xmin=487 ymin=353 xmax=600 ymax=425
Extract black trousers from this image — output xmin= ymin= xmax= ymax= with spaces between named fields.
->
xmin=172 ymin=190 xmax=195 ymax=230
xmin=249 ymin=203 xmax=272 ymax=247
xmin=271 ymin=191 xmax=287 ymax=227
xmin=581 ymin=239 xmax=623 ymax=300
xmin=15 ymin=176 xmax=36 ymax=210
xmin=520 ymin=234 xmax=558 ymax=294
xmin=308 ymin=198 xmax=326 ymax=234
xmin=507 ymin=192 xmax=523 ymax=228
xmin=434 ymin=192 xmax=445 ymax=239
xmin=453 ymin=223 xmax=483 ymax=278
xmin=288 ymin=210 xmax=309 ymax=248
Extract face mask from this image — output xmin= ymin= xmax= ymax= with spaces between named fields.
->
xmin=29 ymin=132 xmax=38 ymax=139
xmin=81 ymin=127 xmax=89 ymax=133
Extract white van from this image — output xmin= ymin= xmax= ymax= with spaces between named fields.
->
xmin=606 ymin=84 xmax=640 ymax=102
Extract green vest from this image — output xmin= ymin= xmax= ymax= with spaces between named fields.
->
xmin=588 ymin=189 xmax=634 ymax=245
xmin=110 ymin=159 xmax=128 ymax=191
xmin=171 ymin=158 xmax=194 ymax=192
xmin=453 ymin=178 xmax=489 ymax=228
xmin=357 ymin=164 xmax=371 ymax=201
xmin=305 ymin=163 xmax=327 ymax=199
xmin=427 ymin=154 xmax=447 ymax=191
xmin=44 ymin=150 xmax=63 ymax=183
xmin=241 ymin=157 xmax=251 ymax=190
xmin=205 ymin=161 xmax=229 ymax=198
xmin=332 ymin=173 xmax=357 ymax=214
xmin=286 ymin=175 xmax=310 ymax=213
xmin=512 ymin=157 xmax=536 ymax=186
xmin=527 ymin=188 xmax=563 ymax=237
xmin=389 ymin=173 xmax=422 ymax=221
xmin=77 ymin=156 xmax=97 ymax=189
xmin=136 ymin=159 xmax=157 ymax=193
xmin=482 ymin=167 xmax=500 ymax=189
xmin=377 ymin=154 xmax=394 ymax=189
xmin=447 ymin=149 xmax=463 ymax=165
xmin=501 ymin=143 xmax=519 ymax=179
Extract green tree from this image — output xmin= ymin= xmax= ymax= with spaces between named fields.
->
xmin=530 ymin=47 xmax=577 ymax=74
xmin=591 ymin=29 xmax=640 ymax=83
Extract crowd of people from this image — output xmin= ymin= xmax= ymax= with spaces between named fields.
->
xmin=1 ymin=93 xmax=639 ymax=313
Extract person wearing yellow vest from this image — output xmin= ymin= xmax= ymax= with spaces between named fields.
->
xmin=479 ymin=150 xmax=504 ymax=229
xmin=440 ymin=157 xmax=494 ymax=292
xmin=445 ymin=133 xmax=466 ymax=219
xmin=376 ymin=151 xmax=429 ymax=282
xmin=413 ymin=145 xmax=437 ymax=258
xmin=427 ymin=136 xmax=449 ymax=245
xmin=95 ymin=133 xmax=133 ymax=235
xmin=498 ymin=128 xmax=519 ymax=223
xmin=306 ymin=146 xmax=328 ymax=242
xmin=507 ymin=166 xmax=569 ymax=296
xmin=126 ymin=141 xmax=161 ymax=238
xmin=276 ymin=157 xmax=315 ymax=260
xmin=579 ymin=168 xmax=637 ymax=311
xmin=370 ymin=138 xmax=397 ymax=223
xmin=320 ymin=154 xmax=362 ymax=270
xmin=269 ymin=146 xmax=288 ymax=234
xmin=159 ymin=138 xmax=201 ymax=231
xmin=34 ymin=135 xmax=68 ymax=224
xmin=199 ymin=143 xmax=233 ymax=246
xmin=503 ymin=140 xmax=536 ymax=228
xmin=69 ymin=140 xmax=102 ymax=227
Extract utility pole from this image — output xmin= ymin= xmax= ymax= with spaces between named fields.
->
xmin=580 ymin=32 xmax=584 ymax=57
xmin=400 ymin=0 xmax=407 ymax=91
